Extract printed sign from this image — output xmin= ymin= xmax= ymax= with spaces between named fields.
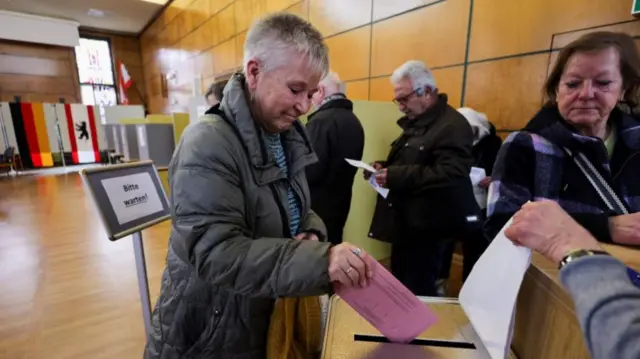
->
xmin=101 ymin=172 xmax=164 ymax=225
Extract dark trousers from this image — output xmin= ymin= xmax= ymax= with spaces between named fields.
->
xmin=390 ymin=234 xmax=450 ymax=297
xmin=326 ymin=223 xmax=344 ymax=246
xmin=439 ymin=227 xmax=490 ymax=282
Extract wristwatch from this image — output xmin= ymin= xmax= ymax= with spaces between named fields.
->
xmin=558 ymin=249 xmax=610 ymax=269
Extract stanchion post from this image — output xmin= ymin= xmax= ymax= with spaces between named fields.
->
xmin=132 ymin=231 xmax=152 ymax=338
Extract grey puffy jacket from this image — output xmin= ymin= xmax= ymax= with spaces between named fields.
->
xmin=144 ymin=73 xmax=332 ymax=359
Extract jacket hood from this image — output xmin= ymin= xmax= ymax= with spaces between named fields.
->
xmin=214 ymin=72 xmax=318 ymax=177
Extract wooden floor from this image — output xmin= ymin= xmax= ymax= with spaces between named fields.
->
xmin=0 ymin=173 xmax=169 ymax=359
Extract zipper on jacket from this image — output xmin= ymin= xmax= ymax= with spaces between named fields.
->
xmin=269 ymin=183 xmax=292 ymax=238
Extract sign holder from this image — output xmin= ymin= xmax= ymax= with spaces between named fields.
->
xmin=80 ymin=161 xmax=171 ymax=338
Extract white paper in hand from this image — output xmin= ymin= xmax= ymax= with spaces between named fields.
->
xmin=459 ymin=217 xmax=531 ymax=359
xmin=368 ymin=175 xmax=389 ymax=199
xmin=345 ymin=158 xmax=378 ymax=173
xmin=470 ymin=167 xmax=486 ymax=186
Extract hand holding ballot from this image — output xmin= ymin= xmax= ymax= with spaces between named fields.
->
xmin=329 ymin=243 xmax=377 ymax=288
xmin=505 ymin=200 xmax=601 ymax=263
xmin=334 ymin=259 xmax=439 ymax=343
xmin=345 ymin=159 xmax=390 ymax=198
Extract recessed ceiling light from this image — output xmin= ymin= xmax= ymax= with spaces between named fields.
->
xmin=87 ymin=8 xmax=105 ymax=17
xmin=138 ymin=0 xmax=170 ymax=4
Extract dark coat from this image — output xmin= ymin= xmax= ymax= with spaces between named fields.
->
xmin=473 ymin=123 xmax=502 ymax=176
xmin=485 ymin=104 xmax=640 ymax=242
xmin=368 ymin=94 xmax=480 ymax=242
xmin=144 ymin=74 xmax=331 ymax=359
xmin=306 ymin=96 xmax=365 ymax=244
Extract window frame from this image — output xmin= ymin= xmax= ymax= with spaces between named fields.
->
xmin=74 ymin=35 xmax=119 ymax=106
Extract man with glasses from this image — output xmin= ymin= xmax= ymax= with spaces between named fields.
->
xmin=365 ymin=60 xmax=479 ymax=296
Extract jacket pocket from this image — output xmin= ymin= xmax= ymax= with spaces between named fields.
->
xmin=183 ymin=301 xmax=225 ymax=358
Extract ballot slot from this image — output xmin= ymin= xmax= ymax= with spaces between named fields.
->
xmin=353 ymin=334 xmax=476 ymax=350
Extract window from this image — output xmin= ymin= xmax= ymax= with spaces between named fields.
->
xmin=74 ymin=37 xmax=118 ymax=123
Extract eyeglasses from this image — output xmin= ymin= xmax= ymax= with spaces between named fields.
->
xmin=392 ymin=89 xmax=418 ymax=105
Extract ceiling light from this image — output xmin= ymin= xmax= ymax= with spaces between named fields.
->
xmin=87 ymin=9 xmax=105 ymax=17
xmin=138 ymin=0 xmax=170 ymax=4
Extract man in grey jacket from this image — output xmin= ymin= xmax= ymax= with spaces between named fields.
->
xmin=505 ymin=201 xmax=640 ymax=359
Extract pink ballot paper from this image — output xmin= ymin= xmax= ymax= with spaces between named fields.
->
xmin=333 ymin=260 xmax=438 ymax=343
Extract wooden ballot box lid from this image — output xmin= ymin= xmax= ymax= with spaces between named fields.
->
xmin=321 ymin=295 xmax=518 ymax=359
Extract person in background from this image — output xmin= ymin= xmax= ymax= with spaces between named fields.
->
xmin=204 ymin=79 xmax=228 ymax=108
xmin=365 ymin=60 xmax=479 ymax=296
xmin=486 ymin=31 xmax=640 ymax=245
xmin=505 ymin=200 xmax=640 ymax=359
xmin=144 ymin=13 xmax=376 ymax=359
xmin=437 ymin=108 xmax=503 ymax=294
xmin=306 ymin=72 xmax=365 ymax=245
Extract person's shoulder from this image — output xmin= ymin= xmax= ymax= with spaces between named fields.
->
xmin=179 ymin=115 xmax=241 ymax=162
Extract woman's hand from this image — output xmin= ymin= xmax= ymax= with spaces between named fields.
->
xmin=364 ymin=162 xmax=384 ymax=180
xmin=609 ymin=213 xmax=640 ymax=245
xmin=505 ymin=201 xmax=601 ymax=263
xmin=478 ymin=176 xmax=492 ymax=189
xmin=328 ymin=242 xmax=376 ymax=288
xmin=295 ymin=232 xmax=319 ymax=241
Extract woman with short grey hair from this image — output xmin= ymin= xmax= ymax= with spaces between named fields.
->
xmin=144 ymin=13 xmax=375 ymax=359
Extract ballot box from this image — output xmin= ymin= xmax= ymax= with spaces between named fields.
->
xmin=321 ymin=295 xmax=518 ymax=359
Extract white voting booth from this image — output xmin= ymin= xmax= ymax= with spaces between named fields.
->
xmin=80 ymin=161 xmax=170 ymax=337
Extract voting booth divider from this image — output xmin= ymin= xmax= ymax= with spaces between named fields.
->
xmin=80 ymin=161 xmax=170 ymax=337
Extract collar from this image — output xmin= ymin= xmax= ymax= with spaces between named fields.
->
xmin=217 ymin=73 xmax=318 ymax=184
xmin=308 ymin=93 xmax=352 ymax=119
xmin=397 ymin=94 xmax=449 ymax=132
xmin=524 ymin=104 xmax=640 ymax=149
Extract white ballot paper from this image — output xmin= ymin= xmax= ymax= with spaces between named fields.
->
xmin=470 ymin=166 xmax=486 ymax=186
xmin=345 ymin=158 xmax=378 ymax=173
xmin=459 ymin=217 xmax=532 ymax=359
xmin=470 ymin=166 xmax=488 ymax=209
xmin=345 ymin=158 xmax=390 ymax=198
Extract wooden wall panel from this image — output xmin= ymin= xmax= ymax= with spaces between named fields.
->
xmin=465 ymin=54 xmax=548 ymax=131
xmin=345 ymin=79 xmax=369 ymax=101
xmin=309 ymin=0 xmax=371 ymax=37
xmin=213 ymin=38 xmax=238 ymax=75
xmin=212 ymin=0 xmax=236 ymax=15
xmin=369 ymin=77 xmax=393 ymax=102
xmin=189 ymin=0 xmax=212 ymax=29
xmin=0 ymin=39 xmax=79 ymax=103
xmin=266 ymin=0 xmax=299 ymax=13
xmin=286 ymin=0 xmax=309 ymax=19
xmin=217 ymin=5 xmax=238 ymax=43
xmin=552 ymin=21 xmax=640 ymax=50
xmin=372 ymin=0 xmax=441 ymax=22
xmin=140 ymin=0 xmax=638 ymax=126
xmin=325 ymin=26 xmax=370 ymax=82
xmin=235 ymin=32 xmax=247 ymax=68
xmin=432 ymin=66 xmax=464 ymax=109
xmin=469 ymin=0 xmax=633 ymax=61
xmin=370 ymin=0 xmax=469 ymax=77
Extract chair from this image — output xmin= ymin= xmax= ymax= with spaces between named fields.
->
xmin=0 ymin=146 xmax=17 ymax=176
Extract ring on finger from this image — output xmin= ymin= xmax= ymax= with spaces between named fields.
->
xmin=345 ymin=266 xmax=353 ymax=274
xmin=352 ymin=248 xmax=362 ymax=257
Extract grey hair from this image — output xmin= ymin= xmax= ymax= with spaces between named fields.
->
xmin=320 ymin=72 xmax=346 ymax=94
xmin=390 ymin=60 xmax=437 ymax=92
xmin=243 ymin=13 xmax=329 ymax=77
